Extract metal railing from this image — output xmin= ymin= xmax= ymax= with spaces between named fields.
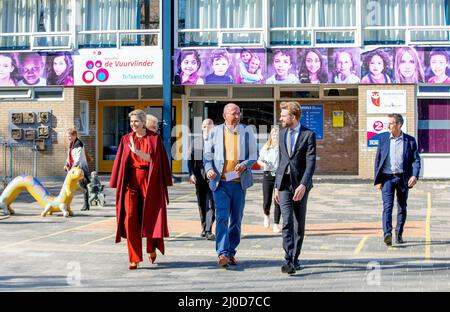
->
xmin=363 ymin=25 xmax=450 ymax=45
xmin=178 ymin=28 xmax=265 ymax=47
xmin=0 ymin=142 xmax=37 ymax=190
xmin=0 ymin=29 xmax=161 ymax=52
xmin=0 ymin=31 xmax=72 ymax=53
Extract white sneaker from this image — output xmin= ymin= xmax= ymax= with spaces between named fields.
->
xmin=273 ymin=224 xmax=281 ymax=233
xmin=263 ymin=215 xmax=270 ymax=228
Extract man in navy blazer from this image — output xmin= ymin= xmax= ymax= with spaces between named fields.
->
xmin=204 ymin=103 xmax=257 ymax=268
xmin=188 ymin=119 xmax=215 ymax=241
xmin=274 ymin=101 xmax=316 ymax=275
xmin=374 ymin=113 xmax=421 ymax=246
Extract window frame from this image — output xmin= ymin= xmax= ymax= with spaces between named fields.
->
xmin=78 ymin=100 xmax=90 ymax=136
xmin=0 ymin=0 xmax=162 ymax=52
xmin=362 ymin=0 xmax=450 ymax=46
xmin=175 ymin=0 xmax=266 ymax=48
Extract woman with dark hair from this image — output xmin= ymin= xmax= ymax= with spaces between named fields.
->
xmin=361 ymin=49 xmax=392 ymax=84
xmin=427 ymin=48 xmax=450 ymax=84
xmin=299 ymin=49 xmax=328 ymax=83
xmin=110 ymin=109 xmax=173 ymax=270
xmin=174 ymin=50 xmax=204 ymax=85
xmin=46 ymin=52 xmax=74 ymax=86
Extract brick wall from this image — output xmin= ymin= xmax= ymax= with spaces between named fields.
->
xmin=0 ymin=87 xmax=97 ymax=177
xmin=278 ymin=99 xmax=359 ymax=175
xmin=358 ymin=84 xmax=416 ymax=179
xmin=74 ymin=87 xmax=97 ymax=172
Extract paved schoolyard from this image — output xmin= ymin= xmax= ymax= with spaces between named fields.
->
xmin=1 ymin=176 xmax=449 ymax=292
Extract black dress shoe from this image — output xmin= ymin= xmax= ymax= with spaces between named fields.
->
xmin=281 ymin=263 xmax=296 ymax=274
xmin=395 ymin=235 xmax=405 ymax=244
xmin=200 ymin=231 xmax=206 ymax=238
xmin=206 ymin=232 xmax=215 ymax=241
xmin=384 ymin=234 xmax=392 ymax=246
xmin=81 ymin=206 xmax=90 ymax=211
xmin=293 ymin=262 xmax=302 ymax=271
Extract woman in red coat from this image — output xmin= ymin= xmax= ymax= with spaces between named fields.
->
xmin=110 ymin=109 xmax=173 ymax=270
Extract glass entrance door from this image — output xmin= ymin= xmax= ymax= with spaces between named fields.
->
xmin=98 ymin=100 xmax=182 ymax=173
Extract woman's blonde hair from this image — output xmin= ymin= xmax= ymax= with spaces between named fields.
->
xmin=146 ymin=114 xmax=159 ymax=130
xmin=128 ymin=109 xmax=146 ymax=123
xmin=261 ymin=127 xmax=279 ymax=152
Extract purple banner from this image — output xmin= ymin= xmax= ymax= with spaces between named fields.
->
xmin=174 ymin=46 xmax=450 ymax=85
xmin=0 ymin=52 xmax=74 ymax=87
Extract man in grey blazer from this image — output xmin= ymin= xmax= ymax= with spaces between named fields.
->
xmin=204 ymin=103 xmax=257 ymax=268
xmin=275 ymin=101 xmax=316 ymax=275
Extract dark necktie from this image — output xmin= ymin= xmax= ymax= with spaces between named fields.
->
xmin=286 ymin=129 xmax=294 ymax=174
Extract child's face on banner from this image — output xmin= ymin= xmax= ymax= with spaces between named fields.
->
xmin=20 ymin=58 xmax=43 ymax=84
xmin=53 ymin=56 xmax=68 ymax=76
xmin=399 ymin=51 xmax=415 ymax=78
xmin=0 ymin=55 xmax=14 ymax=80
xmin=248 ymin=57 xmax=260 ymax=74
xmin=273 ymin=53 xmax=292 ymax=77
xmin=212 ymin=57 xmax=229 ymax=76
xmin=369 ymin=54 xmax=384 ymax=76
xmin=241 ymin=52 xmax=252 ymax=63
xmin=181 ymin=54 xmax=199 ymax=76
xmin=305 ymin=51 xmax=321 ymax=74
xmin=430 ymin=54 xmax=448 ymax=76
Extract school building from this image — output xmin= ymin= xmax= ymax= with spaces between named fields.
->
xmin=0 ymin=0 xmax=449 ymax=178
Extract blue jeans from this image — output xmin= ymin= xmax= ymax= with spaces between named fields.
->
xmin=212 ymin=181 xmax=246 ymax=257
xmin=381 ymin=174 xmax=409 ymax=237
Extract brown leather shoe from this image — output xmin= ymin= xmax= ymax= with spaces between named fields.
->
xmin=218 ymin=255 xmax=229 ymax=268
xmin=228 ymin=256 xmax=237 ymax=265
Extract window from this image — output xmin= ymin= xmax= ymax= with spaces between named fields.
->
xmin=363 ymin=0 xmax=449 ymax=45
xmin=78 ymin=0 xmax=160 ymax=48
xmin=0 ymin=0 xmax=71 ymax=50
xmin=34 ymin=87 xmax=64 ymax=99
xmin=78 ymin=100 xmax=89 ymax=135
xmin=178 ymin=0 xmax=263 ymax=47
xmin=270 ymin=0 xmax=357 ymax=46
xmin=98 ymin=88 xmax=139 ymax=100
xmin=418 ymin=99 xmax=450 ymax=153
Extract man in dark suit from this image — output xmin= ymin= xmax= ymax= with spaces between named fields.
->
xmin=275 ymin=101 xmax=316 ymax=275
xmin=188 ymin=119 xmax=216 ymax=241
xmin=374 ymin=113 xmax=421 ymax=246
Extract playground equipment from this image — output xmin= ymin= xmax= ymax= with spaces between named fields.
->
xmin=0 ymin=166 xmax=84 ymax=217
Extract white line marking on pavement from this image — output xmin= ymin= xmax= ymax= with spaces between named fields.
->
xmin=354 ymin=235 xmax=369 ymax=256
xmin=82 ymin=234 xmax=116 ymax=246
xmin=167 ymin=232 xmax=188 ymax=241
xmin=0 ymin=218 xmax=112 ymax=250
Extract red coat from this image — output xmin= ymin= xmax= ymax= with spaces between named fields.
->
xmin=110 ymin=130 xmax=173 ymax=254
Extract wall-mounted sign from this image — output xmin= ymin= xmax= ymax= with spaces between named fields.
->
xmin=332 ymin=110 xmax=344 ymax=127
xmin=367 ymin=90 xmax=407 ymax=114
xmin=301 ymin=104 xmax=324 ymax=140
xmin=367 ymin=117 xmax=407 ymax=147
xmin=74 ymin=47 xmax=162 ymax=86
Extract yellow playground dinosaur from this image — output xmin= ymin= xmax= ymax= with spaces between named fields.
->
xmin=0 ymin=166 xmax=84 ymax=217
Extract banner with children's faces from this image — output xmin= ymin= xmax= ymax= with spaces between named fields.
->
xmin=173 ymin=48 xmax=267 ymax=85
xmin=0 ymin=52 xmax=75 ymax=87
xmin=0 ymin=48 xmax=163 ymax=87
xmin=173 ymin=47 xmax=450 ymax=85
